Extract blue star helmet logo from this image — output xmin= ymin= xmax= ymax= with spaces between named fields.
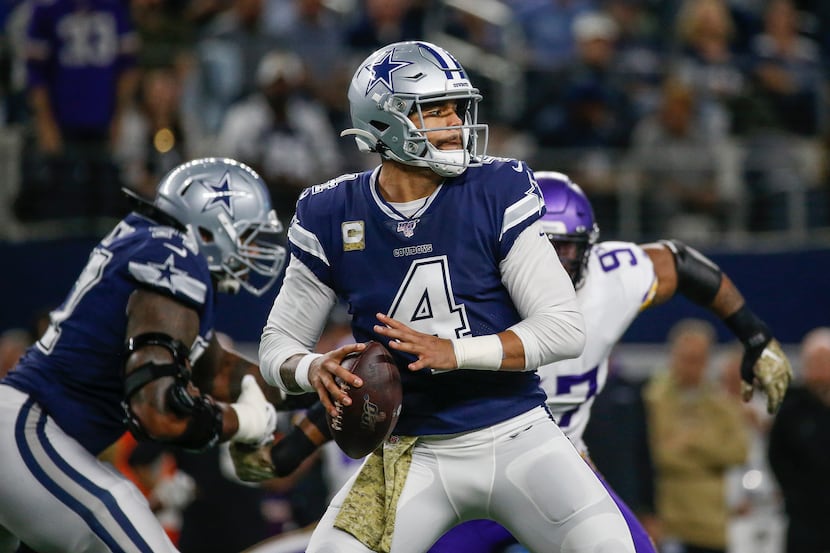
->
xmin=364 ymin=49 xmax=412 ymax=96
xmin=201 ymin=171 xmax=245 ymax=216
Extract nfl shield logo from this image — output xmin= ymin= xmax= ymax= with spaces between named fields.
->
xmin=396 ymin=219 xmax=419 ymax=238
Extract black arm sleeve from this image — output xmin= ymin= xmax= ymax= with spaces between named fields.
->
xmin=270 ymin=403 xmax=331 ymax=476
xmin=659 ymin=239 xmax=722 ymax=306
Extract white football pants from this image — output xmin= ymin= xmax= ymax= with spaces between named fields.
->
xmin=307 ymin=405 xmax=636 ymax=553
xmin=0 ymin=385 xmax=179 ymax=553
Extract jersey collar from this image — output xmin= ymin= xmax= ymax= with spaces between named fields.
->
xmin=368 ymin=166 xmax=444 ymax=221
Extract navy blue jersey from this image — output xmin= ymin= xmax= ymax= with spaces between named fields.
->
xmin=3 ymin=214 xmax=214 ymax=454
xmin=26 ymin=0 xmax=138 ymax=134
xmin=288 ymin=158 xmax=549 ymax=435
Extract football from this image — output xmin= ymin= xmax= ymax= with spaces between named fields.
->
xmin=326 ymin=341 xmax=402 ymax=459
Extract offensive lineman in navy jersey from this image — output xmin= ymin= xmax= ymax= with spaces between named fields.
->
xmin=253 ymin=41 xmax=637 ymax=553
xmin=0 ymin=158 xmax=325 ymax=553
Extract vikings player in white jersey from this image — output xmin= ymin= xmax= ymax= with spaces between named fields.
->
xmin=536 ymin=172 xmax=790 ymax=452
xmin=249 ymin=41 xmax=640 ymax=553
xmin=0 ymin=158 xmax=328 ymax=553
xmin=428 ymin=172 xmax=794 ymax=553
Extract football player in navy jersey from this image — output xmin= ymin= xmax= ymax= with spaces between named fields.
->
xmin=427 ymin=172 xmax=793 ymax=553
xmin=254 ymin=41 xmax=638 ymax=553
xmin=0 ymin=158 xmax=326 ymax=553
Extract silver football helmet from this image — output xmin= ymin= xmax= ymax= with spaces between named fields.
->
xmin=341 ymin=40 xmax=488 ymax=177
xmin=153 ymin=158 xmax=286 ymax=296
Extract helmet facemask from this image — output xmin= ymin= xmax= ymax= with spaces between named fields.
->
xmin=397 ymin=95 xmax=488 ymax=177
xmin=203 ymin=210 xmax=286 ymax=296
xmin=545 ymin=231 xmax=597 ymax=290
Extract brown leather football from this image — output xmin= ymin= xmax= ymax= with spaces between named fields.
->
xmin=326 ymin=341 xmax=402 ymax=459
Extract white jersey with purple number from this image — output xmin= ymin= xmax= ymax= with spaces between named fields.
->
xmin=541 ymin=240 xmax=657 ymax=452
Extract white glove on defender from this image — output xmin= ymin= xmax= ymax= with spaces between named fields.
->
xmin=230 ymin=375 xmax=278 ymax=444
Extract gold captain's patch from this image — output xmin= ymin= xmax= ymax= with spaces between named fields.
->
xmin=342 ymin=221 xmax=365 ymax=251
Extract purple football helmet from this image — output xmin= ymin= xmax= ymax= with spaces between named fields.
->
xmin=536 ymin=171 xmax=599 ymax=289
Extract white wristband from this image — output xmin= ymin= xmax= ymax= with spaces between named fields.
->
xmin=451 ymin=335 xmax=503 ymax=370
xmin=294 ymin=353 xmax=323 ymax=392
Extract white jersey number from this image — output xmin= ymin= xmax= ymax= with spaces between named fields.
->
xmin=37 ymin=247 xmax=113 ymax=354
xmin=388 ymin=256 xmax=471 ymax=339
xmin=56 ymin=12 xmax=120 ymax=67
xmin=36 ymin=222 xmax=133 ymax=354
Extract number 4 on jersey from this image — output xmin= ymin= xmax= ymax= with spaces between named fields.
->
xmin=388 ymin=256 xmax=471 ymax=339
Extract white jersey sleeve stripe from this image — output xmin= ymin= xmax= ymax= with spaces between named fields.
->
xmin=128 ymin=260 xmax=207 ymax=304
xmin=288 ymin=222 xmax=330 ymax=267
xmin=501 ymin=193 xmax=545 ymax=240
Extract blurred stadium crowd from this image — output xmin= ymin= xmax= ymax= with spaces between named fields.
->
xmin=0 ymin=0 xmax=829 ymax=245
xmin=0 ymin=1 xmax=829 ymax=552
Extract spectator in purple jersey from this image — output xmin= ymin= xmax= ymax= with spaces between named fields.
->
xmin=17 ymin=0 xmax=140 ymax=223
xmin=238 ymin=40 xmax=639 ymax=553
xmin=0 ymin=158 xmax=330 ymax=553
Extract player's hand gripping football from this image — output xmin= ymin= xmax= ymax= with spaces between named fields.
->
xmin=306 ymin=343 xmax=366 ymax=418
xmin=230 ymin=439 xmax=277 ymax=482
xmin=740 ymin=337 xmax=792 ymax=414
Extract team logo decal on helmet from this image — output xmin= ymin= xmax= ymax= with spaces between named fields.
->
xmin=201 ymin=171 xmax=248 ymax=217
xmin=365 ymin=50 xmax=412 ymax=95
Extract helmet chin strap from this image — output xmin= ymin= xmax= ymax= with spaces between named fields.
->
xmin=426 ymin=147 xmax=469 ymax=177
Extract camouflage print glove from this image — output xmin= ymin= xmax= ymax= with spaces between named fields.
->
xmin=740 ymin=337 xmax=793 ymax=414
xmin=726 ymin=305 xmax=793 ymax=414
xmin=229 ymin=439 xmax=277 ymax=482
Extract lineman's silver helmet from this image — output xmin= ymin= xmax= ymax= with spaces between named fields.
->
xmin=154 ymin=158 xmax=286 ymax=296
